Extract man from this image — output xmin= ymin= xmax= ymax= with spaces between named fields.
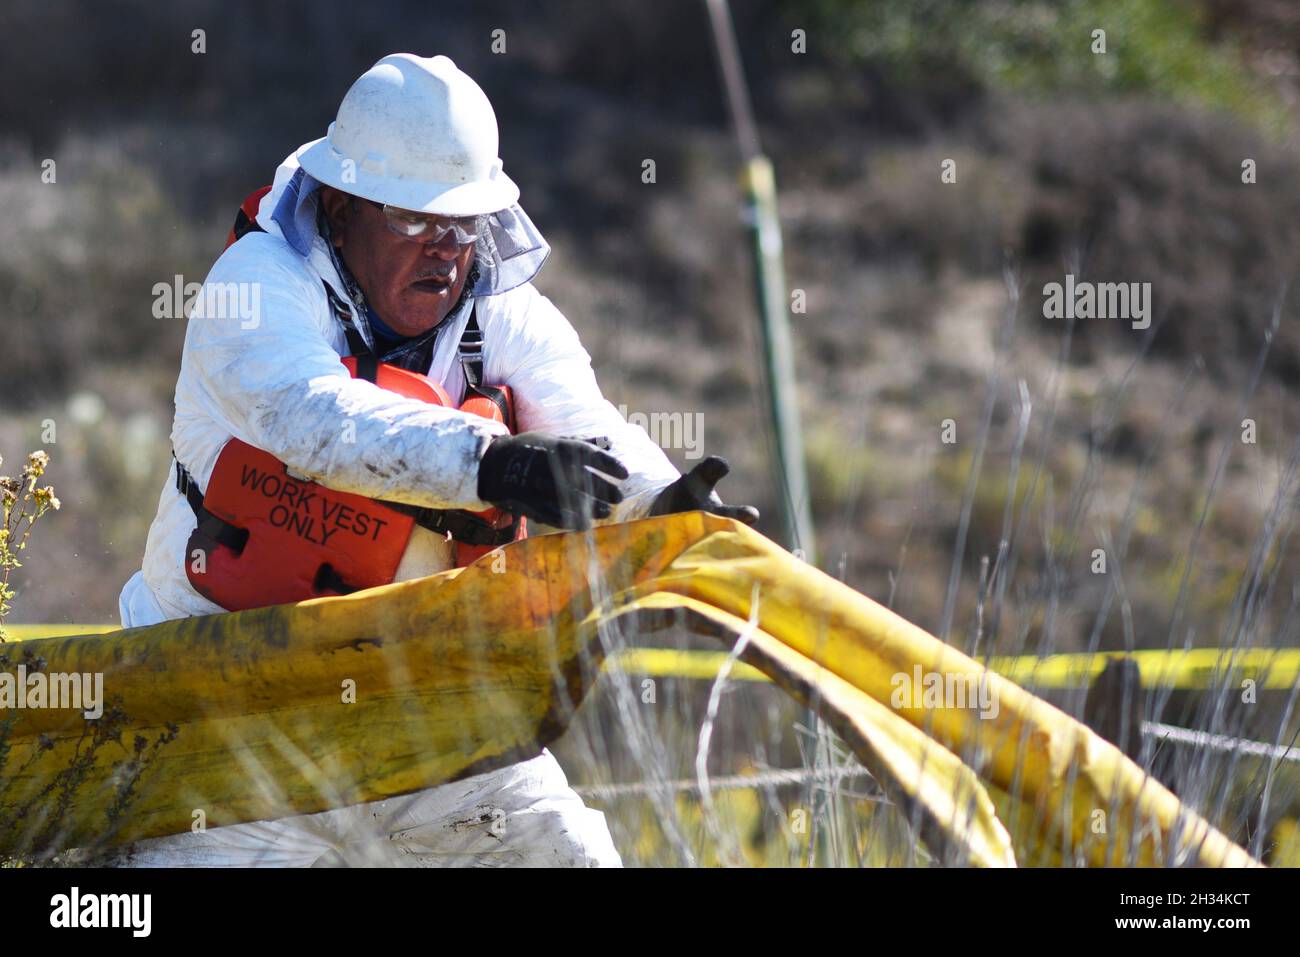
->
xmin=115 ymin=53 xmax=757 ymax=867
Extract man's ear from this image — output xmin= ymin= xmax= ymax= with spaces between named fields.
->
xmin=318 ymin=186 xmax=351 ymax=248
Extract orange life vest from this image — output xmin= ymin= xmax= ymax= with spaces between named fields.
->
xmin=177 ymin=187 xmax=525 ymax=612
xmin=225 ymin=184 xmax=271 ymax=251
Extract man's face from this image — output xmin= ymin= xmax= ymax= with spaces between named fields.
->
xmin=319 ymin=187 xmax=478 ymax=337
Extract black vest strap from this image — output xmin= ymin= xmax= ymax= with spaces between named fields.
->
xmin=230 ymin=206 xmax=266 ymax=245
xmin=381 ymin=500 xmax=520 ymax=547
xmin=457 ymin=308 xmax=514 ymax=429
xmin=354 ymin=353 xmax=379 ymax=384
xmin=458 ymin=308 xmax=485 ymax=388
xmin=175 ymin=455 xmax=250 ymax=554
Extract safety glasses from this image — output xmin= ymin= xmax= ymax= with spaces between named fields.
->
xmin=365 ymin=200 xmax=484 ymax=246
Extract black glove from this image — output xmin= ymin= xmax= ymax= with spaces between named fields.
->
xmin=477 ymin=431 xmax=629 ymax=530
xmin=648 ymin=456 xmax=759 ymax=525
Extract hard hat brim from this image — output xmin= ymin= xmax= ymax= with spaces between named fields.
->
xmin=297 ymin=136 xmax=520 ymax=217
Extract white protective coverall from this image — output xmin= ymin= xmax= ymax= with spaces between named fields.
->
xmin=114 ymin=147 xmax=681 ymax=866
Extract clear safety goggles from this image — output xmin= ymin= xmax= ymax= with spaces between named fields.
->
xmin=366 ymin=200 xmax=485 ymax=246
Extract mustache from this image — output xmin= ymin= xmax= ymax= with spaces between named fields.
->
xmin=414 ymin=261 xmax=457 ymax=283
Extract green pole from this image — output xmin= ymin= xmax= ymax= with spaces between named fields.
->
xmin=704 ymin=0 xmax=823 ymax=865
xmin=703 ymin=0 xmax=816 ymax=560
xmin=739 ymin=155 xmax=816 ymax=558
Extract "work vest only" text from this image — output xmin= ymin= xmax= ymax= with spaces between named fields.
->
xmin=239 ymin=465 xmax=391 ymax=545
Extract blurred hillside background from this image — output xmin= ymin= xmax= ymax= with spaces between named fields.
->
xmin=2 ymin=0 xmax=1300 ymax=863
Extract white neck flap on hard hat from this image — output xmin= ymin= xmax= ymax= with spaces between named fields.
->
xmin=268 ymin=160 xmax=550 ymax=298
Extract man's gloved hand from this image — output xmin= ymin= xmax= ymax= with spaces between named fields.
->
xmin=648 ymin=456 xmax=759 ymax=525
xmin=477 ymin=431 xmax=629 ymax=530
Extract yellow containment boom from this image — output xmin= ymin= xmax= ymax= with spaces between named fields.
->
xmin=0 ymin=513 xmax=1258 ymax=866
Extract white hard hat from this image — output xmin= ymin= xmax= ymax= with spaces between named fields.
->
xmin=298 ymin=53 xmax=520 ymax=217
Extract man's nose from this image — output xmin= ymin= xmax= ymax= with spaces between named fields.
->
xmin=421 ymin=235 xmax=462 ymax=258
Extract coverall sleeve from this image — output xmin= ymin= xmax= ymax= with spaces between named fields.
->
xmin=494 ymin=285 xmax=681 ymax=523
xmin=180 ymin=236 xmax=507 ymax=510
